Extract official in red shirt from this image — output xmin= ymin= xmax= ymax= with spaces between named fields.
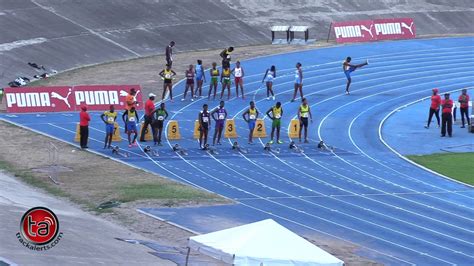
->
xmin=79 ymin=105 xmax=91 ymax=148
xmin=425 ymin=88 xmax=441 ymax=128
xmin=140 ymin=93 xmax=157 ymax=142
xmin=441 ymin=93 xmax=453 ymax=137
xmin=458 ymin=89 xmax=471 ymax=128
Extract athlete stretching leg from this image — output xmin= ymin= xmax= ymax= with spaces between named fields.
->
xmin=343 ymin=57 xmax=368 ymax=95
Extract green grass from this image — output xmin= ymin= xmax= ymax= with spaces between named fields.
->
xmin=118 ymin=183 xmax=217 ymax=203
xmin=407 ymin=153 xmax=474 ymax=185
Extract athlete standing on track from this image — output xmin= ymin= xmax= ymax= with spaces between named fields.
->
xmin=182 ymin=64 xmax=195 ymax=101
xmin=101 ymin=105 xmax=117 ymax=149
xmin=122 ymin=106 xmax=140 ymax=147
xmin=243 ymin=101 xmax=259 ymax=144
xmin=267 ymin=102 xmax=283 ymax=144
xmin=425 ymin=88 xmax=441 ymax=129
xmin=458 ymin=89 xmax=470 ymax=128
xmin=165 ymin=41 xmax=175 ymax=67
xmin=159 ymin=64 xmax=177 ymax=102
xmin=208 ymin=62 xmax=219 ymax=100
xmin=343 ymin=57 xmax=368 ymax=95
xmin=152 ymin=102 xmax=168 ymax=146
xmin=291 ymin=63 xmax=303 ymax=102
xmin=298 ymin=98 xmax=313 ymax=143
xmin=220 ymin=65 xmax=232 ymax=100
xmin=220 ymin=46 xmax=234 ymax=68
xmin=440 ymin=93 xmax=454 ymax=137
xmin=194 ymin=59 xmax=206 ymax=98
xmin=199 ymin=104 xmax=211 ymax=149
xmin=212 ymin=101 xmax=227 ymax=145
xmin=262 ymin=65 xmax=276 ymax=100
xmin=232 ymin=61 xmax=245 ymax=99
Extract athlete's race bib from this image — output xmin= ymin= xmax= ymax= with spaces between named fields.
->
xmin=165 ymin=74 xmax=171 ymax=79
xmin=107 ymin=117 xmax=114 ymax=123
xmin=301 ymin=113 xmax=308 ymax=118
xmin=218 ymin=114 xmax=225 ymax=120
xmin=202 ymin=117 xmax=209 ymax=123
xmin=249 ymin=114 xmax=256 ymax=120
xmin=129 ymin=117 xmax=136 ymax=122
xmin=157 ymin=116 xmax=164 ymax=121
xmin=274 ymin=114 xmax=281 ymax=119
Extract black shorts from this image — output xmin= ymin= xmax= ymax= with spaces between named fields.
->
xmin=164 ymin=79 xmax=172 ymax=84
xmin=186 ymin=79 xmax=194 ymax=85
xmin=153 ymin=120 xmax=164 ymax=129
xmin=300 ymin=117 xmax=309 ymax=128
xmin=199 ymin=124 xmax=209 ymax=132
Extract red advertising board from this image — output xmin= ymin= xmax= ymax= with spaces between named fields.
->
xmin=73 ymin=85 xmax=143 ymax=111
xmin=4 ymin=85 xmax=143 ymax=113
xmin=4 ymin=86 xmax=74 ymax=113
xmin=333 ymin=18 xmax=415 ymax=43
xmin=333 ymin=20 xmax=376 ymax=43
xmin=373 ymin=18 xmax=416 ymax=40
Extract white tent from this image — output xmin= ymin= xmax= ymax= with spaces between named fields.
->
xmin=187 ymin=219 xmax=344 ymax=266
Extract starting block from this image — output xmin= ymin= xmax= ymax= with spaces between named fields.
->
xmin=139 ymin=122 xmax=153 ymax=141
xmin=288 ymin=119 xmax=300 ymax=138
xmin=289 ymin=141 xmax=304 ymax=153
xmin=264 ymin=142 xmax=280 ymax=154
xmin=253 ymin=119 xmax=267 ymax=138
xmin=224 ymin=119 xmax=238 ymax=138
xmin=112 ymin=146 xmax=130 ymax=158
xmin=167 ymin=120 xmax=181 ymax=140
xmin=232 ymin=141 xmax=248 ymax=154
xmin=204 ymin=144 xmax=219 ymax=155
xmin=318 ymin=140 xmax=334 ymax=152
xmin=172 ymin=144 xmax=188 ymax=156
xmin=143 ymin=145 xmax=159 ymax=156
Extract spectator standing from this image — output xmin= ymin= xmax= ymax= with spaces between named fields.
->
xmin=140 ymin=93 xmax=156 ymax=142
xmin=458 ymin=89 xmax=470 ymax=128
xmin=425 ymin=88 xmax=441 ymax=129
xmin=79 ymin=105 xmax=90 ymax=149
xmin=441 ymin=93 xmax=454 ymax=137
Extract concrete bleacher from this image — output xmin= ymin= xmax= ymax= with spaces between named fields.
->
xmin=1 ymin=0 xmax=473 ymax=87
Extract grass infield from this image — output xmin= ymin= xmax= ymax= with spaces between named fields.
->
xmin=407 ymin=153 xmax=474 ymax=186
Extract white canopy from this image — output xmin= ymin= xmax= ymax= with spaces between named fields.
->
xmin=188 ymin=219 xmax=344 ymax=266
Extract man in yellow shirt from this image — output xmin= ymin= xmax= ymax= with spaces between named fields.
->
xmin=100 ymin=105 xmax=117 ymax=149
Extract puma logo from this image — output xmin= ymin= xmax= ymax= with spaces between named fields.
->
xmin=401 ymin=22 xmax=414 ymax=35
xmin=51 ymin=88 xmax=72 ymax=108
xmin=361 ymin=24 xmax=374 ymax=38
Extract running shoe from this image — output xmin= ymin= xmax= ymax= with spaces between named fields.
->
xmin=267 ymin=97 xmax=270 ymax=100
xmin=277 ymin=140 xmax=284 ymax=144
xmin=128 ymin=144 xmax=133 ymax=148
xmin=181 ymin=98 xmax=185 ymax=102
xmin=272 ymin=96 xmax=275 ymax=100
xmin=424 ymin=125 xmax=429 ymax=129
xmin=366 ymin=59 xmax=369 ymax=65
xmin=268 ymin=140 xmax=274 ymax=144
xmin=191 ymin=98 xmax=194 ymax=102
xmin=133 ymin=141 xmax=138 ymax=147
xmin=170 ymin=99 xmax=174 ymax=103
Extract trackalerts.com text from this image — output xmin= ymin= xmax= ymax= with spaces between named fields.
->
xmin=16 ymin=232 xmax=63 ymax=251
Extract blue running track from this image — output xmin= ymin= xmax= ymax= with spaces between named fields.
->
xmin=2 ymin=37 xmax=473 ymax=265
